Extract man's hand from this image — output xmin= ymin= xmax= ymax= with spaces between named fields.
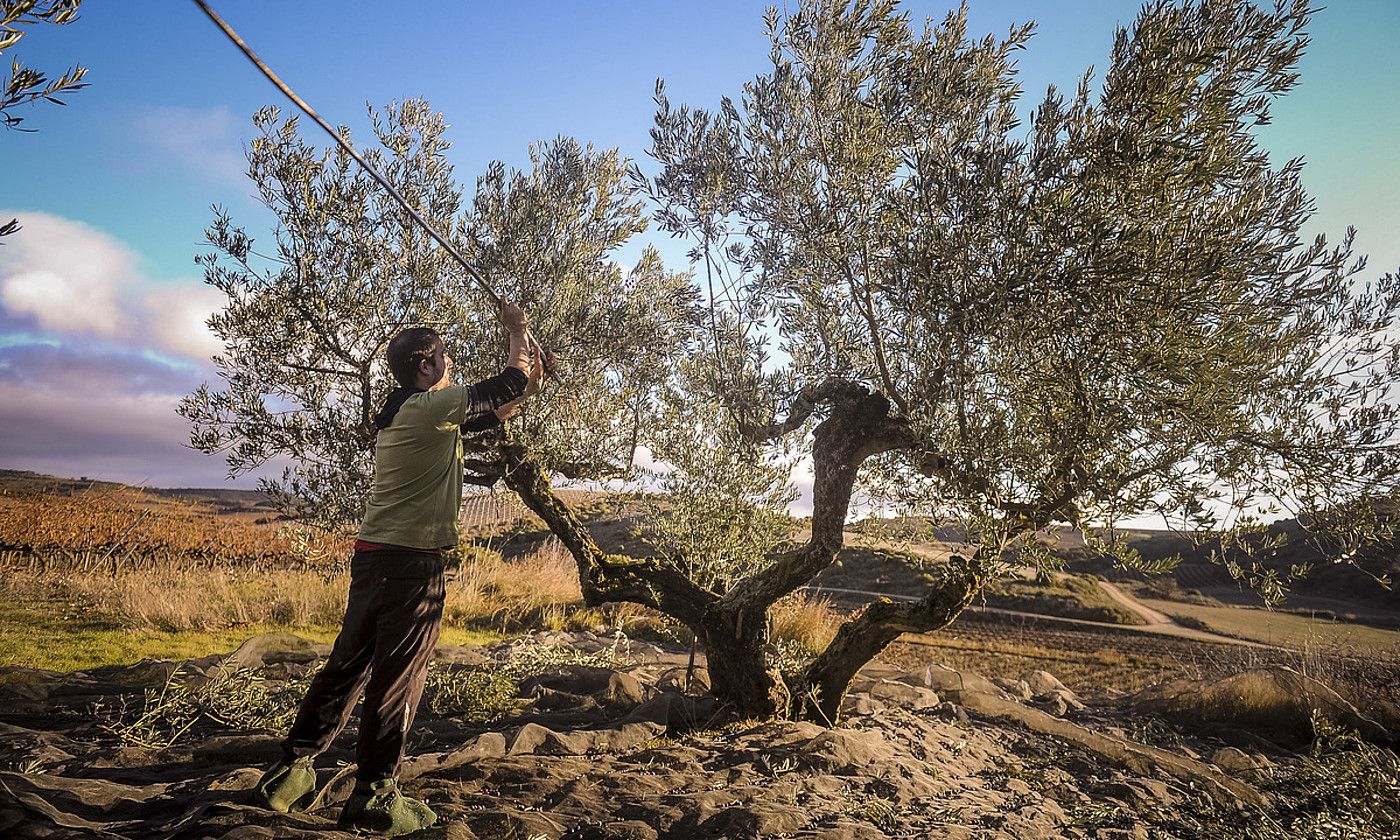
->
xmin=498 ymin=300 xmax=528 ymax=335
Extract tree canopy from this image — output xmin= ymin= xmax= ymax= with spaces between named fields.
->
xmin=646 ymin=0 xmax=1400 ymax=591
xmin=181 ymin=101 xmax=692 ymax=528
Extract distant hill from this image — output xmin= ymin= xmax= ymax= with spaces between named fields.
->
xmin=851 ymin=511 xmax=1399 ymax=612
xmin=1047 ymin=522 xmax=1400 ymax=613
xmin=5 ymin=467 xmax=1393 ymax=610
xmin=0 ymin=469 xmax=275 ymax=515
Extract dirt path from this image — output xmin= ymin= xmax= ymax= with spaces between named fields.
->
xmin=1094 ymin=579 xmax=1173 ymax=625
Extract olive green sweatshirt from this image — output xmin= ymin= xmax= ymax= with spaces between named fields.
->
xmin=358 ymin=369 xmax=526 ymax=549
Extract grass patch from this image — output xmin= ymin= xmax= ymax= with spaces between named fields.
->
xmin=770 ymin=591 xmax=841 ymax=653
xmin=982 ymin=574 xmax=1147 ymax=626
xmin=0 ymin=592 xmax=497 ymax=673
xmin=1139 ymin=598 xmax=1400 ymax=655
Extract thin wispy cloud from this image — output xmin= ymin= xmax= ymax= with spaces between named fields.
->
xmin=126 ymin=104 xmax=248 ymax=190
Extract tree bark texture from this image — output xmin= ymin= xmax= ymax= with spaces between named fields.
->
xmin=723 ymin=384 xmax=915 ymax=614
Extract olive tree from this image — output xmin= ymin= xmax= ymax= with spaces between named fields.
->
xmin=630 ymin=0 xmax=1400 ymax=721
xmin=182 ymin=100 xmax=693 ymax=528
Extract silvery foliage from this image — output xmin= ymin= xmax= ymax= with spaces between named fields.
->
xmin=182 ymin=100 xmax=694 ymax=529
xmin=644 ymin=0 xmax=1400 ymax=597
xmin=638 ymin=357 xmax=800 ymax=594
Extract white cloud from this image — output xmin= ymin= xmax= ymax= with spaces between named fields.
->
xmin=0 ymin=211 xmax=223 ymax=366
xmin=128 ymin=104 xmax=248 ymax=189
xmin=141 ymin=284 xmax=227 ymax=362
xmin=0 ymin=215 xmax=132 ymax=338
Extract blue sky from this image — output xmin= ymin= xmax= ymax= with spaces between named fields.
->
xmin=2 ymin=0 xmax=1397 ymax=489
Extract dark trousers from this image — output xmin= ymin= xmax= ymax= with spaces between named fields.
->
xmin=282 ymin=548 xmax=445 ymax=782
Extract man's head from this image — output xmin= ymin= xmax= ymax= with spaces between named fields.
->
xmin=387 ymin=327 xmax=452 ymax=390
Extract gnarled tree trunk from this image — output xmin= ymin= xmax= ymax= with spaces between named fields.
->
xmin=490 ymin=381 xmax=1019 ymax=724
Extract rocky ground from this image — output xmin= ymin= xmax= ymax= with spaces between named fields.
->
xmin=0 ymin=631 xmax=1395 ymax=839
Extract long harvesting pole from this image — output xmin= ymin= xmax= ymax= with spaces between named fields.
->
xmin=192 ymin=0 xmax=552 ymax=368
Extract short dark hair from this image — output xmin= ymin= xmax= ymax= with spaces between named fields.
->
xmin=386 ymin=327 xmax=441 ymax=387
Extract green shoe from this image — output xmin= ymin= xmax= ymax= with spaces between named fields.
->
xmin=253 ymin=755 xmax=318 ymax=813
xmin=338 ymin=778 xmax=438 ymax=836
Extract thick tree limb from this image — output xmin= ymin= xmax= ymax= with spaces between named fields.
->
xmin=462 ymin=458 xmax=506 ymax=487
xmin=499 ymin=441 xmax=714 ymax=628
xmin=722 ymin=387 xmax=918 ymax=614
xmin=794 ymin=552 xmax=987 ymax=723
xmin=736 ymin=377 xmax=869 ymax=442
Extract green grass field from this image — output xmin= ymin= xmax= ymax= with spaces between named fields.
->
xmin=1140 ymin=598 xmax=1400 ymax=655
xmin=0 ymin=597 xmax=500 ymax=672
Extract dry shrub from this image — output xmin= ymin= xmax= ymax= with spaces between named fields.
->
xmin=770 ymin=591 xmax=841 ymax=654
xmin=444 ymin=537 xmax=582 ymax=631
xmin=1233 ymin=640 xmax=1400 ymax=732
xmin=23 ymin=534 xmax=588 ymax=636
xmin=63 ymin=569 xmax=348 ymax=631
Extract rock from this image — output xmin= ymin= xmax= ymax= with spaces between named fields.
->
xmin=596 ymin=671 xmax=647 ymax=709
xmin=1037 ymin=693 xmax=1069 ymax=716
xmin=839 ymin=692 xmax=885 ymax=718
xmin=868 ymin=679 xmax=940 ymax=710
xmin=655 ymin=666 xmax=708 ymax=693
xmin=947 ymin=682 xmax=1268 ymax=808
xmin=1210 ymin=746 xmax=1264 ymax=773
xmin=190 ymin=735 xmax=281 ymax=764
xmin=1094 ymin=779 xmax=1178 ymax=808
xmin=621 ymin=691 xmax=717 ymax=728
xmin=699 ymin=803 xmax=810 ymax=837
xmin=993 ymin=677 xmax=1034 ymax=701
xmin=521 ymin=665 xmax=617 ymax=697
xmin=508 ymin=722 xmax=557 ymax=755
xmin=1020 ymin=670 xmax=1069 ymax=696
xmin=1034 ymin=688 xmax=1085 ymax=716
xmin=811 ymin=819 xmax=895 ymax=839
xmin=931 ymin=701 xmax=970 ymax=723
xmin=433 ymin=645 xmax=490 ymax=667
xmin=802 ymin=727 xmax=896 ymax=773
xmin=223 ymin=632 xmax=327 ymax=669
xmin=898 ymin=664 xmax=1008 ymax=704
xmin=559 ymin=820 xmax=658 ymax=839
xmin=528 ymin=686 xmax=601 ymax=713
xmin=536 ymin=722 xmax=666 ymax=756
xmin=465 ymin=809 xmax=566 ymax=840
xmin=400 ymin=732 xmax=508 ymax=779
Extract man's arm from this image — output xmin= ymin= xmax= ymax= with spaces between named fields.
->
xmin=493 ymin=346 xmax=544 ymax=421
xmin=460 ymin=301 xmax=534 ymax=427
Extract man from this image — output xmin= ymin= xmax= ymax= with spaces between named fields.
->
xmin=254 ymin=301 xmax=540 ymax=835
